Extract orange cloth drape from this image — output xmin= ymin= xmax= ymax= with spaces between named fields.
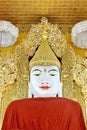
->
xmin=2 ymin=97 xmax=86 ymax=130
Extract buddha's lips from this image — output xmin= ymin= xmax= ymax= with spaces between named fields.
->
xmin=39 ymin=86 xmax=51 ymax=89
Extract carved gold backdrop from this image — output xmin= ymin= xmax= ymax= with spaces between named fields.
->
xmin=0 ymin=17 xmax=87 ymax=129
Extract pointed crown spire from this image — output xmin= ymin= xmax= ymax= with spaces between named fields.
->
xmin=29 ymin=31 xmax=60 ymax=69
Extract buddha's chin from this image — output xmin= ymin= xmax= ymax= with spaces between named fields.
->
xmin=37 ymin=91 xmax=55 ymax=97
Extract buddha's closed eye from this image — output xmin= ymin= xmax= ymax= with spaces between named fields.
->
xmin=32 ymin=69 xmax=42 ymax=76
xmin=48 ymin=69 xmax=58 ymax=76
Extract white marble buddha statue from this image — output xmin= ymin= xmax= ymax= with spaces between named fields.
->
xmin=28 ymin=31 xmax=62 ymax=98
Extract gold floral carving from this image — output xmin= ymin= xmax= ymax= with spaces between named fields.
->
xmin=73 ymin=54 xmax=87 ymax=122
xmin=0 ymin=52 xmax=17 ymax=98
xmin=62 ymin=45 xmax=86 ymax=121
xmin=0 ymin=17 xmax=87 ymax=127
xmin=0 ymin=52 xmax=17 ymax=127
xmin=16 ymin=23 xmax=73 ymax=34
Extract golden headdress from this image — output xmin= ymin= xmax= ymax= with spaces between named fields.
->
xmin=29 ymin=31 xmax=60 ymax=69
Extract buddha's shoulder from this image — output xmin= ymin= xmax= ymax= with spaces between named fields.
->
xmin=60 ymin=97 xmax=80 ymax=106
xmin=9 ymin=97 xmax=80 ymax=107
xmin=59 ymin=98 xmax=81 ymax=112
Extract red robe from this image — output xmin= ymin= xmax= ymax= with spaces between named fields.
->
xmin=2 ymin=97 xmax=86 ymax=130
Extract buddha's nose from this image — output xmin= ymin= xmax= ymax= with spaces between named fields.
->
xmin=41 ymin=74 xmax=49 ymax=84
xmin=41 ymin=81 xmax=48 ymax=84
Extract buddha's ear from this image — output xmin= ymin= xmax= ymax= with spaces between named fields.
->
xmin=58 ymin=82 xmax=63 ymax=97
xmin=60 ymin=82 xmax=62 ymax=87
xmin=28 ymin=82 xmax=32 ymax=98
xmin=32 ymin=94 xmax=34 ymax=98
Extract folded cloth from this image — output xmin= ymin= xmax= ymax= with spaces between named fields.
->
xmin=1 ymin=97 xmax=86 ymax=130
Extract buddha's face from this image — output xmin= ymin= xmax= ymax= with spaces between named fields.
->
xmin=29 ymin=65 xmax=62 ymax=97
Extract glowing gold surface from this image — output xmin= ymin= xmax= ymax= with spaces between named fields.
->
xmin=0 ymin=0 xmax=87 ymax=24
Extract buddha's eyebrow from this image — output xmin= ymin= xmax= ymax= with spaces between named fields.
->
xmin=32 ymin=69 xmax=42 ymax=73
xmin=48 ymin=69 xmax=58 ymax=72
